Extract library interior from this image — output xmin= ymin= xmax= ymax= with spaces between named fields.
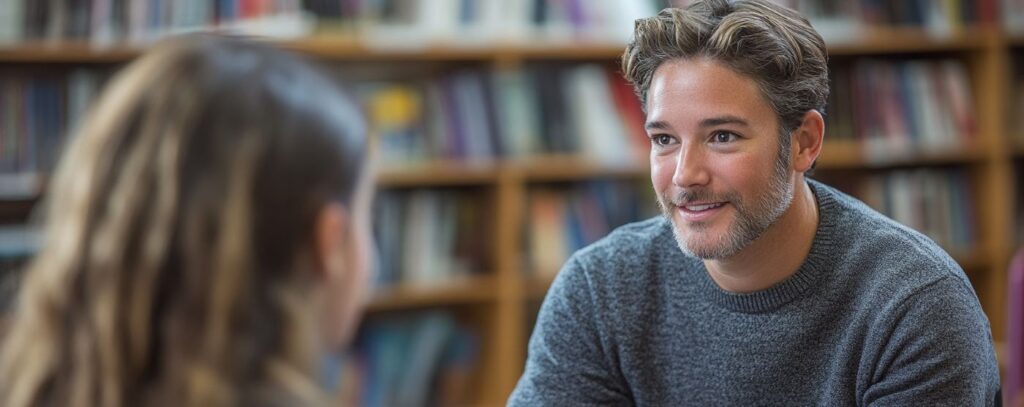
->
xmin=0 ymin=0 xmax=1022 ymax=405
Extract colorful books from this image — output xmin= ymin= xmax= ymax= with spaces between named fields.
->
xmin=0 ymin=0 xmax=312 ymax=45
xmin=818 ymin=169 xmax=978 ymax=254
xmin=374 ymin=188 xmax=490 ymax=288
xmin=526 ymin=180 xmax=657 ymax=275
xmin=0 ymin=69 xmax=105 ymax=198
xmin=332 ymin=311 xmax=478 ymax=407
xmin=828 ymin=59 xmax=976 ymax=160
xmin=354 ymin=64 xmax=648 ymax=167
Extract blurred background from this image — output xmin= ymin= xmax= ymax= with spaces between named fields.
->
xmin=0 ymin=0 xmax=1022 ymax=405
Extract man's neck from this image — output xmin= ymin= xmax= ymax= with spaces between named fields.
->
xmin=703 ymin=178 xmax=820 ymax=294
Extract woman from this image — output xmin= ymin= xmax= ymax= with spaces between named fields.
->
xmin=0 ymin=36 xmax=373 ymax=407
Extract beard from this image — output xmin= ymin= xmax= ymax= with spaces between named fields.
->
xmin=658 ymin=144 xmax=794 ymax=260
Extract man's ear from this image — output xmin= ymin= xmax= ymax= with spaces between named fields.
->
xmin=314 ymin=202 xmax=349 ymax=279
xmin=791 ymin=109 xmax=825 ymax=173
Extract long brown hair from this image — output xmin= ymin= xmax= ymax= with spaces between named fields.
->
xmin=0 ymin=36 xmax=368 ymax=407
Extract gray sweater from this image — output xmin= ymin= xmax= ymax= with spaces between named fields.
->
xmin=509 ymin=180 xmax=1001 ymax=406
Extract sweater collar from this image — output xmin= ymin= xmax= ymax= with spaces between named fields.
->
xmin=688 ymin=179 xmax=839 ymax=314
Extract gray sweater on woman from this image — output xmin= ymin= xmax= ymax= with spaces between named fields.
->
xmin=509 ymin=180 xmax=1000 ymax=406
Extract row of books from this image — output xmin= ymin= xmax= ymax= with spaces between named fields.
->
xmin=0 ymin=0 xmax=314 ymax=45
xmin=356 ymin=64 xmax=646 ymax=167
xmin=7 ymin=0 xmax=1024 ymax=51
xmin=373 ymin=189 xmax=491 ymax=288
xmin=527 ymin=181 xmax=657 ymax=275
xmin=328 ymin=311 xmax=478 ymax=406
xmin=793 ymin=0 xmax=994 ymax=39
xmin=827 ymin=59 xmax=976 ymax=160
xmin=309 ymin=0 xmax=1000 ymax=47
xmin=824 ymin=169 xmax=978 ymax=254
xmin=307 ymin=0 xmax=667 ymax=47
xmin=0 ymin=70 xmax=105 ymax=197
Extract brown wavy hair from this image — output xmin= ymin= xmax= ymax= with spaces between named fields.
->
xmin=0 ymin=36 xmax=368 ymax=407
xmin=621 ymin=0 xmax=830 ymax=136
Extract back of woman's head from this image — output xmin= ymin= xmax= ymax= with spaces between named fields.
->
xmin=0 ymin=36 xmax=370 ymax=407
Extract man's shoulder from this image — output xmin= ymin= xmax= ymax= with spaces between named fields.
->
xmin=812 ymin=180 xmax=973 ymax=299
xmin=551 ymin=216 xmax=692 ymax=302
xmin=572 ymin=216 xmax=674 ymax=265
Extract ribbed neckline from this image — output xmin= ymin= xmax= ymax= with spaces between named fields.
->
xmin=696 ymin=180 xmax=838 ymax=314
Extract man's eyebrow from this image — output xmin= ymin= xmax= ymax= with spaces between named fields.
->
xmin=645 ymin=120 xmax=672 ymax=131
xmin=699 ymin=115 xmax=749 ymax=128
xmin=644 ymin=116 xmax=750 ymax=131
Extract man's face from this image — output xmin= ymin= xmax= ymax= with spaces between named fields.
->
xmin=646 ymin=58 xmax=795 ymax=260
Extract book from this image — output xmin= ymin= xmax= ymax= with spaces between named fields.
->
xmin=373 ymin=188 xmax=488 ymax=289
xmin=338 ymin=311 xmax=479 ymax=407
xmin=828 ymin=58 xmax=976 ymax=161
xmin=526 ymin=180 xmax=657 ymax=276
xmin=820 ymin=168 xmax=978 ymax=254
xmin=353 ymin=64 xmax=647 ymax=167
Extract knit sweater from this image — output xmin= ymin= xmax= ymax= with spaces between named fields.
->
xmin=509 ymin=180 xmax=1001 ymax=406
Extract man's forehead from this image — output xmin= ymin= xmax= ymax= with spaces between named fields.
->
xmin=646 ymin=60 xmax=774 ymax=128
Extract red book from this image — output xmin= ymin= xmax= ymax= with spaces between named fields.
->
xmin=605 ymin=68 xmax=649 ymax=161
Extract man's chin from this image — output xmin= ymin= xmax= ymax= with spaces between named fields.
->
xmin=672 ymin=228 xmax=721 ymax=260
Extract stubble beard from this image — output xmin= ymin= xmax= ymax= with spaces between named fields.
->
xmin=658 ymin=145 xmax=795 ymax=260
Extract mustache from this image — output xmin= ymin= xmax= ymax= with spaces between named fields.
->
xmin=661 ymin=189 xmax=730 ymax=207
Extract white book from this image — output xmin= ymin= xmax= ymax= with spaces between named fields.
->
xmin=566 ymin=64 xmax=631 ymax=166
xmin=888 ymin=171 xmax=916 ymax=231
xmin=907 ymin=62 xmax=947 ymax=153
xmin=0 ymin=0 xmax=24 ymax=43
xmin=90 ymin=0 xmax=117 ymax=47
xmin=605 ymin=0 xmax=658 ymax=44
xmin=492 ymin=68 xmax=539 ymax=158
xmin=403 ymin=191 xmax=438 ymax=285
xmin=495 ymin=0 xmax=531 ymax=43
xmin=940 ymin=60 xmax=975 ymax=145
xmin=67 ymin=69 xmax=101 ymax=139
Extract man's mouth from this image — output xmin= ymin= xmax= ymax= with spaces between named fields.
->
xmin=682 ymin=202 xmax=725 ymax=212
xmin=676 ymin=201 xmax=728 ymax=222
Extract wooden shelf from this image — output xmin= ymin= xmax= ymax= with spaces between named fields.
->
xmin=377 ymin=161 xmax=500 ymax=187
xmin=0 ymin=39 xmax=626 ymax=63
xmin=286 ymin=37 xmax=627 ymax=61
xmin=818 ymin=142 xmax=984 ymax=169
xmin=512 ymin=155 xmax=648 ymax=182
xmin=0 ymin=28 xmax=994 ymax=64
xmin=825 ymin=28 xmax=987 ymax=56
xmin=367 ymin=275 xmax=496 ymax=312
xmin=525 ymin=271 xmax=559 ymax=300
xmin=0 ymin=42 xmax=140 ymax=63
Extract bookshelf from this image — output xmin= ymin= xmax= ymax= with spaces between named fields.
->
xmin=366 ymin=274 xmax=497 ymax=313
xmin=0 ymin=10 xmax=1022 ymax=407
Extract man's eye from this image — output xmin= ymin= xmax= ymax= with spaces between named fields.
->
xmin=713 ymin=132 xmax=738 ymax=143
xmin=653 ymin=135 xmax=674 ymax=146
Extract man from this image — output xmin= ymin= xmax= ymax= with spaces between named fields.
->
xmin=509 ymin=0 xmax=1001 ymax=405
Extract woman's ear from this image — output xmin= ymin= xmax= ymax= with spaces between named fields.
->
xmin=791 ymin=109 xmax=825 ymax=173
xmin=314 ymin=202 xmax=350 ymax=279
